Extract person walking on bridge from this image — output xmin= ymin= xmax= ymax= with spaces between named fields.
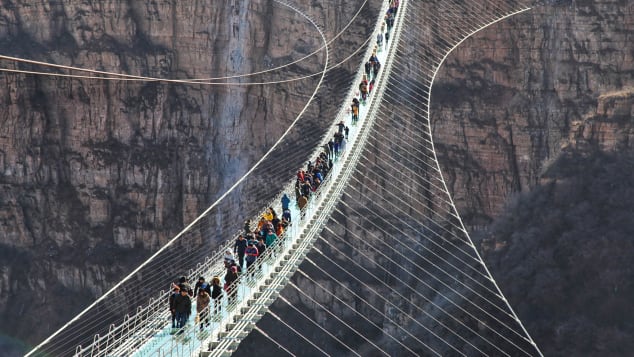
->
xmin=224 ymin=266 xmax=239 ymax=306
xmin=281 ymin=193 xmax=291 ymax=211
xmin=265 ymin=228 xmax=278 ymax=248
xmin=211 ymin=276 xmax=223 ymax=315
xmin=194 ymin=276 xmax=211 ymax=297
xmin=196 ymin=289 xmax=210 ymax=331
xmin=177 ymin=276 xmax=193 ymax=297
xmin=328 ymin=139 xmax=335 ymax=159
xmin=169 ymin=284 xmax=180 ymax=329
xmin=359 ymin=78 xmax=368 ymax=101
xmin=173 ymin=286 xmax=192 ymax=332
xmin=351 ymin=98 xmax=360 ymax=124
xmin=281 ymin=193 xmax=292 ymax=222
xmin=234 ymin=234 xmax=247 ymax=269
xmin=245 ymin=241 xmax=259 ymax=277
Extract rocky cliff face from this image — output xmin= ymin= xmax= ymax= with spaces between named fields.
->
xmin=431 ymin=0 xmax=634 ymax=227
xmin=431 ymin=0 xmax=634 ymax=355
xmin=3 ymin=0 xmax=632 ymax=355
xmin=0 ymin=0 xmax=376 ymax=352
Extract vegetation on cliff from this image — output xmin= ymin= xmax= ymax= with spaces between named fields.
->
xmin=480 ymin=149 xmax=634 ymax=356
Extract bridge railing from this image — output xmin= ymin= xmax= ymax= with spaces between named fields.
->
xmin=74 ymin=151 xmax=340 ymax=356
xmin=136 ymin=210 xmax=302 ymax=356
xmin=73 ymin=203 xmax=290 ymax=356
xmin=114 ymin=164 xmax=333 ymax=356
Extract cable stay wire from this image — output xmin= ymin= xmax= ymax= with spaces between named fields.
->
xmin=330 ymin=200 xmax=507 ymax=307
xmin=313 ymin=233 xmax=536 ymax=356
xmin=253 ymin=326 xmax=296 ymax=357
xmin=416 ymin=2 xmax=543 ymax=355
xmin=374 ymin=0 xmax=538 ymax=307
xmin=0 ymin=1 xmax=377 ymax=86
xmin=277 ymin=296 xmax=366 ymax=357
xmin=297 ymin=266 xmax=482 ymax=356
xmin=354 ymin=145 xmax=455 ymax=213
xmin=293 ymin=270 xmax=430 ymax=356
xmin=354 ymin=154 xmax=453 ymax=219
xmin=330 ymin=196 xmax=533 ymax=332
xmin=366 ymin=113 xmax=438 ymax=159
xmin=267 ymin=310 xmax=331 ymax=357
xmin=0 ymin=0 xmax=372 ymax=85
xmin=301 ymin=253 xmax=508 ymax=357
xmin=345 ymin=162 xmax=483 ymax=265
xmin=339 ymin=176 xmax=531 ymax=328
xmin=407 ymin=0 xmax=505 ymax=35
xmin=322 ymin=212 xmax=520 ymax=331
xmin=340 ymin=178 xmax=497 ymax=285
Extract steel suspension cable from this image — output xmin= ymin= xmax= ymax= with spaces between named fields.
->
xmin=408 ymin=1 xmax=543 ymax=354
xmin=253 ymin=326 xmax=296 ymax=357
xmin=298 ymin=264 xmax=485 ymax=356
xmin=267 ymin=310 xmax=331 ymax=357
xmin=293 ymin=270 xmax=428 ymax=356
xmin=0 ymin=0 xmax=373 ymax=85
xmin=325 ymin=207 xmax=517 ymax=322
xmin=277 ymin=295 xmax=367 ymax=357
xmin=314 ymin=232 xmax=535 ymax=355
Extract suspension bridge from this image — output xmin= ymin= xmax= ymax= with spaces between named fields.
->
xmin=21 ymin=0 xmax=545 ymax=355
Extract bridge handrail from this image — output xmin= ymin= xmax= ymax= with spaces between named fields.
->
xmin=79 ymin=141 xmax=336 ymax=356
xmin=137 ymin=205 xmax=306 ymax=355
xmin=77 ymin=207 xmax=275 ymax=355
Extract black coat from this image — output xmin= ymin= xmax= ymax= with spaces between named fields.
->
xmin=173 ymin=293 xmax=191 ymax=314
xmin=211 ymin=284 xmax=223 ymax=300
xmin=234 ymin=238 xmax=248 ymax=254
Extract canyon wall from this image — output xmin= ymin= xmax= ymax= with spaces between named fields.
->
xmin=431 ymin=0 xmax=634 ymax=226
xmin=431 ymin=0 xmax=634 ymax=355
xmin=0 ymin=0 xmax=379 ymax=352
xmin=2 ymin=0 xmax=633 ymax=355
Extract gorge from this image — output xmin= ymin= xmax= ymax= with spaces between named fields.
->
xmin=1 ymin=0 xmax=633 ymax=356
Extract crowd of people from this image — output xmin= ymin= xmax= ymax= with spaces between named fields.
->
xmin=166 ymin=0 xmax=399 ymax=336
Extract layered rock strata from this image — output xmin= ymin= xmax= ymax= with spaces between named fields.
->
xmin=0 ymin=0 xmax=377 ymax=352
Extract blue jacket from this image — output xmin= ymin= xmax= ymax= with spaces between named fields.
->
xmin=281 ymin=194 xmax=291 ymax=210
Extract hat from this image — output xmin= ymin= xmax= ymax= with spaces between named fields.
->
xmin=231 ymin=266 xmax=238 ymax=273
